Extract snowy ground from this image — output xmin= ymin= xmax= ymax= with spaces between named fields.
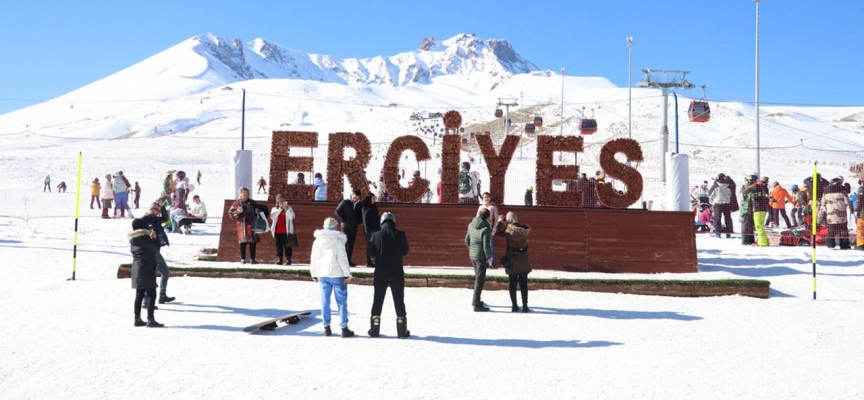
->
xmin=1 ymin=212 xmax=863 ymax=399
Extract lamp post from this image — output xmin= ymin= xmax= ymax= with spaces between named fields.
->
xmin=627 ymin=36 xmax=633 ymax=139
xmin=754 ymin=0 xmax=761 ymax=176
xmin=560 ymin=67 xmax=565 ymax=161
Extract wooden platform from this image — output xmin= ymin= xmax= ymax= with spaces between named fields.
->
xmin=217 ymin=201 xmax=697 ymax=273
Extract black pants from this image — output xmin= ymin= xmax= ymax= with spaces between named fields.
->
xmin=134 ymin=194 xmax=140 ymax=209
xmin=791 ymin=208 xmax=802 ymax=227
xmin=274 ymin=233 xmax=294 ymax=260
xmin=776 ymin=208 xmax=792 ymax=228
xmin=370 ymin=275 xmax=406 ymax=317
xmin=509 ymin=273 xmax=528 ymax=306
xmin=342 ymin=225 xmax=358 ymax=263
xmin=240 ymin=242 xmax=257 ymax=261
xmin=826 ymin=223 xmax=850 ymax=248
xmin=134 ymin=288 xmax=157 ymax=319
xmin=471 ymin=259 xmax=488 ymax=306
xmin=712 ymin=203 xmax=733 ymax=234
xmin=90 ymin=195 xmax=101 ymax=209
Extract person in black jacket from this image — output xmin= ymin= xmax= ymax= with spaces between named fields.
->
xmin=368 ymin=212 xmax=410 ymax=339
xmin=128 ymin=218 xmax=164 ymax=328
xmin=524 ymin=186 xmax=533 ymax=206
xmin=140 ymin=200 xmax=174 ymax=307
xmin=361 ymin=193 xmax=380 ymax=268
xmin=335 ymin=189 xmax=363 ymax=267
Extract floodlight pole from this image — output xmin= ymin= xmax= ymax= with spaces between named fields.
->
xmin=627 ymin=36 xmax=633 ymax=139
xmin=560 ymin=67 xmax=565 ymax=162
xmin=755 ymin=0 xmax=761 ymax=176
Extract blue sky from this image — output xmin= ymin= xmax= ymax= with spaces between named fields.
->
xmin=0 ymin=0 xmax=861 ymax=115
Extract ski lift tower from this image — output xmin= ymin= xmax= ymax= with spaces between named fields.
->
xmin=637 ymin=69 xmax=694 ymax=183
xmin=498 ymin=97 xmax=522 ymax=154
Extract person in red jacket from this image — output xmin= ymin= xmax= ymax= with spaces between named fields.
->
xmin=769 ymin=182 xmax=794 ymax=229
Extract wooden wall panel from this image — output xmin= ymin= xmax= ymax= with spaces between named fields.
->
xmin=217 ymin=201 xmax=697 ymax=273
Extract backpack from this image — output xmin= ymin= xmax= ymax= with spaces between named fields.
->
xmin=459 ymin=171 xmax=472 ymax=195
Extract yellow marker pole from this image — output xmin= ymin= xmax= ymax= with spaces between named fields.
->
xmin=71 ymin=152 xmax=83 ymax=281
xmin=811 ymin=162 xmax=818 ymax=300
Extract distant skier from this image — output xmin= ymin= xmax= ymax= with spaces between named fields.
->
xmin=43 ymin=175 xmax=51 ymax=192
xmin=196 ymin=170 xmax=202 ymax=186
xmin=132 ymin=182 xmax=141 ymax=209
xmin=257 ymin=177 xmax=267 ymax=194
xmin=57 ymin=181 xmax=67 ymax=193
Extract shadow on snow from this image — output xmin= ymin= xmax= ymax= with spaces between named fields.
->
xmin=527 ymin=307 xmax=702 ymax=321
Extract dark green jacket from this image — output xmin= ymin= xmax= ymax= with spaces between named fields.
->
xmin=465 ymin=218 xmax=492 ymax=261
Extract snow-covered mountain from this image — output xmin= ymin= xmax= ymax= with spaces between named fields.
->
xmin=2 ymin=32 xmax=863 ymax=195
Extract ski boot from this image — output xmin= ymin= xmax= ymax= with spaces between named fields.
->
xmin=368 ymin=316 xmax=381 ymax=338
xmin=396 ymin=316 xmax=410 ymax=339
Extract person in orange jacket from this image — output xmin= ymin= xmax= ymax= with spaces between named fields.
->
xmin=769 ymin=182 xmax=794 ymax=229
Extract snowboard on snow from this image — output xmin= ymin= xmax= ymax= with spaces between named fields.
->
xmin=243 ymin=311 xmax=312 ymax=334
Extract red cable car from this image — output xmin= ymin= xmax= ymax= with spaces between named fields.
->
xmin=688 ymin=101 xmax=710 ymax=123
xmin=494 ymin=109 xmax=503 ymax=118
xmin=579 ymin=119 xmax=598 ymax=135
xmin=524 ymin=123 xmax=536 ymax=137
xmin=533 ymin=116 xmax=543 ymax=128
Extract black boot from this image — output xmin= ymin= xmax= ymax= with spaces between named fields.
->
xmin=396 ymin=316 xmax=410 ymax=339
xmin=134 ymin=317 xmax=146 ymax=327
xmin=286 ymin=256 xmax=292 ymax=266
xmin=341 ymin=327 xmax=355 ymax=338
xmin=146 ymin=318 xmax=164 ymax=328
xmin=158 ymin=294 xmax=175 ymax=304
xmin=511 ymin=304 xmax=519 ymax=312
xmin=473 ymin=303 xmax=490 ymax=312
xmin=522 ymin=305 xmax=530 ymax=313
xmin=368 ymin=316 xmax=381 ymax=338
xmin=142 ymin=298 xmax=159 ymax=310
xmin=840 ymin=239 xmax=851 ymax=250
xmin=276 ymin=257 xmax=283 ymax=266
xmin=324 ymin=326 xmax=332 ymax=336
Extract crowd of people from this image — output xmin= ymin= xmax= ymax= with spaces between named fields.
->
xmin=694 ymin=173 xmax=863 ymax=250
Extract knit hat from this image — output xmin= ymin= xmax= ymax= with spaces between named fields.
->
xmin=131 ymin=218 xmax=149 ymax=230
xmin=527 ymin=185 xmax=534 ymax=191
xmin=790 ymin=184 xmax=799 ymax=191
xmin=323 ymin=217 xmax=338 ymax=229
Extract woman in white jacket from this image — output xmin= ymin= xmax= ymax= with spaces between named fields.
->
xmin=310 ymin=217 xmax=354 ymax=338
xmin=100 ymin=174 xmax=115 ymax=219
xmin=269 ymin=194 xmax=297 ymax=265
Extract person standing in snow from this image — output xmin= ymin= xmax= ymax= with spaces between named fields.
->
xmin=742 ymin=175 xmax=770 ymax=246
xmin=361 ymin=193 xmax=380 ymax=268
xmin=855 ymin=183 xmax=864 ymax=250
xmin=334 ymin=189 xmax=363 ymax=267
xmin=465 ymin=208 xmax=493 ymax=312
xmin=524 ymin=186 xmax=534 ymax=206
xmin=820 ymin=177 xmax=851 ymax=249
xmin=128 ymin=218 xmax=164 ymax=328
xmin=495 ymin=212 xmax=532 ymax=313
xmin=458 ymin=162 xmax=480 ymax=205
xmin=790 ymin=184 xmax=806 ymax=227
xmin=43 ymin=175 xmax=51 ymax=192
xmin=478 ymin=192 xmax=499 ymax=268
xmin=132 ymin=182 xmax=141 ymax=209
xmin=112 ymin=171 xmax=133 ymax=218
xmin=368 ymin=212 xmax=410 ymax=338
xmin=90 ymin=178 xmax=101 ymax=209
xmin=196 ymin=170 xmax=202 ymax=186
xmin=140 ymin=201 xmax=175 ymax=307
xmin=269 ymin=194 xmax=297 ymax=265
xmin=708 ymin=173 xmax=735 ymax=238
xmin=257 ymin=177 xmax=267 ymax=194
xmin=313 ymin=173 xmax=327 ymax=201
xmin=769 ymin=182 xmax=794 ymax=229
xmin=230 ymin=187 xmax=260 ymax=264
xmin=310 ymin=217 xmax=354 ymax=338
xmin=101 ymin=174 xmax=115 ymax=219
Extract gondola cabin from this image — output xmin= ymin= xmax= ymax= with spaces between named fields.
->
xmin=524 ymin=123 xmax=536 ymax=137
xmin=688 ymin=101 xmax=710 ymax=123
xmin=494 ymin=109 xmax=503 ymax=118
xmin=579 ymin=118 xmax=598 ymax=135
xmin=533 ymin=116 xmax=543 ymax=128
xmin=469 ymin=132 xmax=476 ymax=139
